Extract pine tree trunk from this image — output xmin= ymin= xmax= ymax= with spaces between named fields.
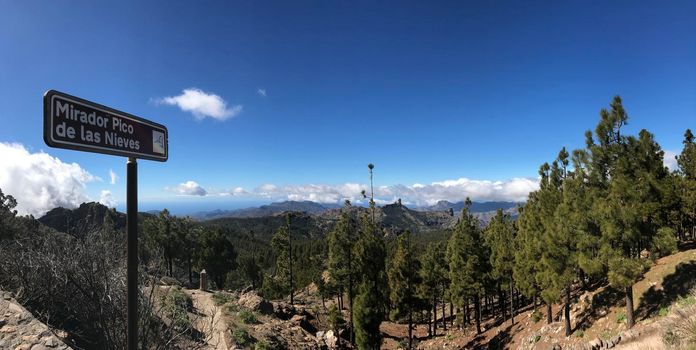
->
xmin=626 ymin=285 xmax=635 ymax=328
xmin=441 ymin=288 xmax=446 ymax=331
xmin=564 ymin=286 xmax=571 ymax=336
xmin=433 ymin=294 xmax=437 ymax=333
xmin=348 ymin=275 xmax=354 ymax=343
xmin=533 ymin=294 xmax=537 ymax=312
xmin=408 ymin=309 xmax=413 ymax=350
xmin=428 ymin=308 xmax=433 ymax=338
xmin=450 ymin=303 xmax=454 ymax=328
xmin=465 ymin=302 xmax=470 ymax=324
xmin=547 ymin=302 xmax=553 ymax=324
xmin=509 ymin=279 xmax=515 ymax=325
xmin=474 ymin=296 xmax=482 ymax=335
xmin=188 ymin=255 xmax=193 ymax=286
xmin=498 ymin=284 xmax=506 ymax=320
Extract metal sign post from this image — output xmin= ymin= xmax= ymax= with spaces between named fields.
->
xmin=126 ymin=157 xmax=138 ymax=350
xmin=43 ymin=90 xmax=168 ymax=350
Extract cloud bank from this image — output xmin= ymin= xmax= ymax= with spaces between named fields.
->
xmin=0 ymin=143 xmax=96 ymax=216
xmin=221 ymin=177 xmax=539 ymax=206
xmin=156 ymin=88 xmax=242 ymax=121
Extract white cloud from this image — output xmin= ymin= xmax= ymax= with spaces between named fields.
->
xmin=174 ymin=181 xmax=207 ymax=196
xmin=257 ymin=88 xmax=267 ymax=97
xmin=0 ymin=143 xmax=96 ymax=216
xmin=221 ymin=177 xmax=539 ymax=205
xmin=156 ymin=88 xmax=242 ymax=121
xmin=664 ymin=150 xmax=679 ymax=171
xmin=109 ymin=169 xmax=118 ymax=185
xmin=99 ymin=190 xmax=117 ymax=208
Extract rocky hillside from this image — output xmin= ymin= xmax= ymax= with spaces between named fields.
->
xmin=38 ymin=202 xmax=153 ymax=237
xmin=0 ymin=290 xmax=71 ymax=350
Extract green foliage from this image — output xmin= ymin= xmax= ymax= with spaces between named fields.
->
xmin=239 ymin=254 xmax=262 ymax=290
xmin=531 ymin=310 xmax=542 ymax=323
xmin=616 ymin=312 xmax=626 ymax=324
xmin=327 ymin=304 xmax=345 ymax=332
xmin=268 ymin=216 xmax=293 ymax=300
xmin=574 ymin=330 xmax=584 ymax=338
xmin=0 ymin=189 xmax=19 ymax=239
xmin=224 ymin=303 xmax=239 ymax=314
xmin=447 ymin=199 xmax=489 ymax=314
xmin=255 ymin=341 xmax=273 ymax=350
xmin=353 ymin=212 xmax=387 ymax=349
xmin=659 ymin=306 xmax=670 ymax=317
xmin=232 ymin=328 xmax=253 ymax=346
xmin=196 ymin=228 xmax=238 ymax=289
xmin=652 ymin=227 xmax=678 ymax=258
xmin=160 ymin=286 xmax=193 ymax=331
xmin=533 ymin=335 xmax=541 ymax=343
xmin=212 ymin=292 xmax=233 ymax=306
xmin=484 ymin=209 xmax=516 ymax=283
xmin=387 ymin=231 xmax=420 ymax=321
xmin=239 ymin=310 xmax=258 ymax=324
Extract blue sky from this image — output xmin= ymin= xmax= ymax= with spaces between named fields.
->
xmin=0 ymin=1 xmax=694 ymax=215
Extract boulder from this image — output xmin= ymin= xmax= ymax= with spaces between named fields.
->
xmin=289 ymin=314 xmax=316 ymax=334
xmin=324 ymin=330 xmax=338 ymax=349
xmin=274 ymin=302 xmax=297 ymax=320
xmin=237 ymin=291 xmax=274 ymax=315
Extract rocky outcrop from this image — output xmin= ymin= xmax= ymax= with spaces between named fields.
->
xmin=0 ymin=291 xmax=70 ymax=350
xmin=237 ymin=291 xmax=274 ymax=315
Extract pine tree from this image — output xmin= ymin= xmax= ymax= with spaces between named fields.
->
xmin=328 ymin=201 xmax=358 ymax=342
xmin=588 ymin=97 xmax=669 ymax=328
xmin=419 ymin=242 xmax=446 ymax=337
xmin=514 ymin=196 xmax=543 ymax=312
xmin=269 ymin=215 xmax=294 ymax=302
xmin=196 ymin=228 xmax=237 ymax=289
xmin=677 ymin=129 xmax=696 ymax=239
xmin=146 ymin=209 xmax=180 ymax=277
xmin=484 ymin=208 xmax=517 ymax=326
xmin=353 ymin=212 xmax=387 ymax=349
xmin=353 ymin=163 xmax=387 ymax=350
xmin=387 ymin=230 xmax=420 ymax=349
xmin=447 ymin=198 xmax=489 ymax=334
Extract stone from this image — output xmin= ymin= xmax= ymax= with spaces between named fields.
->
xmin=1 ymin=325 xmax=18 ymax=334
xmin=610 ymin=335 xmax=621 ymax=346
xmin=587 ymin=338 xmax=601 ymax=350
xmin=551 ymin=343 xmax=561 ymax=350
xmin=237 ymin=291 xmax=274 ymax=315
xmin=30 ymin=345 xmax=48 ymax=350
xmin=44 ymin=338 xmax=58 ymax=347
xmin=324 ymin=330 xmax=338 ymax=349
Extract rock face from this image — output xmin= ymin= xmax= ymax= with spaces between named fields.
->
xmin=0 ymin=291 xmax=71 ymax=349
xmin=237 ymin=291 xmax=274 ymax=315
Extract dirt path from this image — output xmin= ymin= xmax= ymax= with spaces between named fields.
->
xmin=188 ymin=290 xmax=229 ymax=350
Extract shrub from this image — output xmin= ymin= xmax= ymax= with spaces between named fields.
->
xmin=531 ymin=310 xmax=542 ymax=323
xmin=212 ymin=292 xmax=233 ymax=306
xmin=224 ymin=302 xmax=239 ymax=314
xmin=233 ymin=328 xmax=253 ymax=346
xmin=239 ymin=310 xmax=258 ymax=324
xmin=255 ymin=341 xmax=272 ymax=350
xmin=659 ymin=306 xmax=670 ymax=317
xmin=678 ymin=295 xmax=696 ymax=307
xmin=574 ymin=330 xmax=584 ymax=338
xmin=533 ymin=335 xmax=541 ymax=343
xmin=615 ymin=312 xmax=626 ymax=324
xmin=161 ymin=286 xmax=193 ymax=331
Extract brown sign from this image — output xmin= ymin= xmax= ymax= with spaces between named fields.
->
xmin=43 ymin=90 xmax=168 ymax=161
